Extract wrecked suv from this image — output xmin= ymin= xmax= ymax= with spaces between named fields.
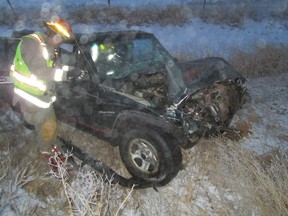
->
xmin=0 ymin=30 xmax=247 ymax=187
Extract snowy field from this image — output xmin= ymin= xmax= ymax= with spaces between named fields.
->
xmin=0 ymin=0 xmax=288 ymax=58
xmin=1 ymin=0 xmax=288 ymax=215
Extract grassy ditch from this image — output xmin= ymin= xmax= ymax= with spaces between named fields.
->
xmin=185 ymin=137 xmax=288 ymax=216
xmin=230 ymin=44 xmax=288 ymax=77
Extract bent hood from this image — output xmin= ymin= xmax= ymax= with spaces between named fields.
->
xmin=165 ymin=57 xmax=246 ymax=104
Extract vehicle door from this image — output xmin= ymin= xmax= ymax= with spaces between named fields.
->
xmin=83 ymin=40 xmax=146 ymax=128
xmin=55 ymin=42 xmax=112 ymax=136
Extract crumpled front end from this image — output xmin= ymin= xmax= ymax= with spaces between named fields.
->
xmin=165 ymin=57 xmax=248 ymax=147
xmin=165 ymin=78 xmax=247 ymax=147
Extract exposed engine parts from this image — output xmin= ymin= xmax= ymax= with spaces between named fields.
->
xmin=117 ymin=72 xmax=169 ymax=108
xmin=165 ymin=79 xmax=247 ymax=142
xmin=181 ymin=80 xmax=245 ymax=124
xmin=114 ymin=69 xmax=247 ymax=144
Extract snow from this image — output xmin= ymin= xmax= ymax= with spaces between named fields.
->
xmin=234 ymin=73 xmax=288 ymax=154
xmin=1 ymin=1 xmax=288 ymax=59
xmin=134 ymin=19 xmax=288 ymax=58
xmin=70 ymin=18 xmax=288 ymax=60
xmin=1 ymin=0 xmax=288 ymax=215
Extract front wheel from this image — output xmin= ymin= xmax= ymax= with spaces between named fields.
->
xmin=119 ymin=128 xmax=182 ymax=187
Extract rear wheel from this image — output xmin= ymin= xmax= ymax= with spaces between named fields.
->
xmin=119 ymin=128 xmax=182 ymax=186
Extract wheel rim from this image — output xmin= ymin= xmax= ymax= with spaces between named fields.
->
xmin=128 ymin=138 xmax=159 ymax=175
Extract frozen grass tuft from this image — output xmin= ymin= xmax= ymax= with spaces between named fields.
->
xmin=185 ymin=137 xmax=288 ymax=216
xmin=0 ymin=147 xmax=37 ymax=215
xmin=54 ymin=154 xmax=134 ymax=216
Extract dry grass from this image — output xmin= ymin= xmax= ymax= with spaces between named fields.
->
xmin=0 ymin=145 xmax=36 ymax=215
xmin=66 ymin=2 xmax=288 ymax=27
xmin=2 ymin=2 xmax=288 ymax=27
xmin=1 ymin=105 xmax=288 ymax=215
xmin=70 ymin=5 xmax=192 ymax=26
xmin=53 ymin=153 xmax=135 ymax=216
xmin=230 ymin=44 xmax=288 ymax=77
xmin=199 ymin=6 xmax=246 ymax=27
xmin=185 ymin=137 xmax=288 ymax=216
xmin=0 ymin=130 xmax=134 ymax=215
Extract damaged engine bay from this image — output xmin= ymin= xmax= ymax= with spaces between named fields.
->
xmin=106 ymin=67 xmax=247 ymax=143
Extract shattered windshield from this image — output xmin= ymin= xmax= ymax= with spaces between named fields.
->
xmin=89 ymin=36 xmax=170 ymax=80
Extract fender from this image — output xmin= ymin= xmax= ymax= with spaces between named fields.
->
xmin=111 ymin=110 xmax=191 ymax=148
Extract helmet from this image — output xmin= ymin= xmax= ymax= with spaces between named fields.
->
xmin=44 ymin=18 xmax=73 ymax=40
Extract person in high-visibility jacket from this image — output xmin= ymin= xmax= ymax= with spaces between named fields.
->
xmin=10 ymin=18 xmax=76 ymax=172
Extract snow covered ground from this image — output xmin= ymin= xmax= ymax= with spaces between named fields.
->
xmin=231 ymin=73 xmax=288 ymax=154
xmin=1 ymin=0 xmax=288 ymax=215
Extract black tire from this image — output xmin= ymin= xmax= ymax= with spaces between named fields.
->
xmin=119 ymin=128 xmax=182 ymax=187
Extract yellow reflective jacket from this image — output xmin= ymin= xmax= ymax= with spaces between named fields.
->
xmin=10 ymin=32 xmax=68 ymax=108
xmin=10 ymin=32 xmax=54 ymax=96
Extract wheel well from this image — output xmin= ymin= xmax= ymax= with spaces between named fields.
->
xmin=118 ymin=126 xmax=183 ymax=185
xmin=111 ymin=110 xmax=191 ymax=149
xmin=112 ymin=118 xmax=182 ymax=152
xmin=112 ymin=119 xmax=160 ymax=146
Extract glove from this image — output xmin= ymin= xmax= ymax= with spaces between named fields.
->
xmin=67 ymin=68 xmax=86 ymax=80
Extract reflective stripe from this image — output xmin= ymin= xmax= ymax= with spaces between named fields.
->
xmin=14 ymin=88 xmax=56 ymax=109
xmin=62 ymin=65 xmax=70 ymax=71
xmin=11 ymin=65 xmax=47 ymax=92
xmin=30 ymin=33 xmax=44 ymax=42
xmin=42 ymin=46 xmax=49 ymax=60
xmin=54 ymin=68 xmax=64 ymax=81
xmin=30 ymin=33 xmax=50 ymax=61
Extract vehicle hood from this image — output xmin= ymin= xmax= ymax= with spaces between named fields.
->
xmin=165 ymin=57 xmax=246 ymax=104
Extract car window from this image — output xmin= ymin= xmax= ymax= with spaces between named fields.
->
xmin=89 ymin=41 xmax=129 ymax=79
xmin=129 ymin=38 xmax=169 ymax=75
xmin=89 ymin=37 xmax=168 ymax=81
xmin=132 ymin=39 xmax=154 ymax=62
